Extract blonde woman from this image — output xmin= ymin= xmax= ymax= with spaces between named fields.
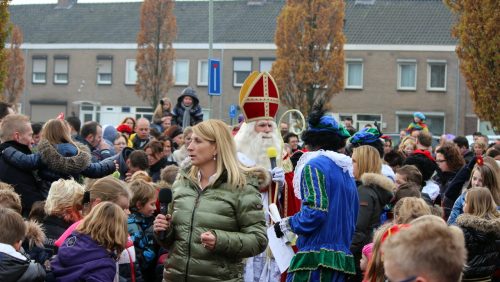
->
xmin=398 ymin=136 xmax=417 ymax=157
xmin=457 ymin=187 xmax=500 ymax=281
xmin=42 ymin=179 xmax=85 ymax=255
xmin=0 ymin=119 xmax=116 ymax=189
xmin=351 ymin=145 xmax=394 ymax=280
xmin=51 ymin=202 xmax=129 ymax=281
xmin=153 ymin=119 xmax=268 ymax=281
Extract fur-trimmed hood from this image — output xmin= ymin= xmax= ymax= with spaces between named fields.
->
xmin=361 ymin=172 xmax=395 ymax=192
xmin=24 ymin=220 xmax=46 ymax=248
xmin=38 ymin=139 xmax=91 ymax=174
xmin=456 ymin=214 xmax=500 ymax=237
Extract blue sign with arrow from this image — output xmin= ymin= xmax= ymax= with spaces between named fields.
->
xmin=208 ymin=59 xmax=221 ymax=96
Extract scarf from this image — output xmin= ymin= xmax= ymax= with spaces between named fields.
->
xmin=181 ymin=104 xmax=193 ymax=129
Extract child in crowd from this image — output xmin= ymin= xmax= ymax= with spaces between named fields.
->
xmin=448 ymin=159 xmax=500 ymax=224
xmin=362 ymin=223 xmax=393 ymax=282
xmin=393 ymin=197 xmax=431 ymax=224
xmin=128 ymin=180 xmax=158 ymax=281
xmin=51 ymin=202 xmax=128 ymax=282
xmin=171 ymin=87 xmax=204 ymax=129
xmin=359 ymin=243 xmax=372 ymax=280
xmin=405 ymin=112 xmax=428 ymax=135
xmin=0 ymin=207 xmax=46 ymax=282
xmin=456 ymin=187 xmax=500 ymax=281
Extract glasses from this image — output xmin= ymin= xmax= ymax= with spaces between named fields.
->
xmin=435 ymin=159 xmax=447 ymax=163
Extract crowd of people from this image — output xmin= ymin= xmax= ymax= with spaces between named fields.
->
xmin=0 ymin=71 xmax=498 ymax=282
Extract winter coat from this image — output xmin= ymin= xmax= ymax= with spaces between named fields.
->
xmin=432 ymin=169 xmax=458 ymax=208
xmin=351 ymin=173 xmax=394 ymax=255
xmin=149 ymin=156 xmax=177 ymax=182
xmin=21 ymin=220 xmax=49 ymax=267
xmin=172 ymin=90 xmax=204 ymax=128
xmin=127 ymin=212 xmax=157 ymax=272
xmin=155 ymin=166 xmax=268 ymax=282
xmin=0 ymin=243 xmax=46 ymax=282
xmin=442 ymin=158 xmax=476 ymax=219
xmin=0 ymin=141 xmax=45 ymax=217
xmin=1 ymin=139 xmax=116 ymax=186
xmin=51 ymin=232 xmax=118 ymax=282
xmin=456 ymin=214 xmax=500 ymax=279
xmin=42 ymin=215 xmax=73 ymax=257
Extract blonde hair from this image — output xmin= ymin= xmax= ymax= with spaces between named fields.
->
xmin=0 ymin=182 xmax=14 ymax=191
xmin=0 ymin=114 xmax=30 ymax=142
xmin=352 ymin=145 xmax=382 ymax=179
xmin=129 ymin=179 xmax=156 ymax=210
xmin=382 ymin=220 xmax=466 ymax=282
xmin=364 ymin=223 xmax=392 ymax=282
xmin=88 ymin=176 xmax=131 ymax=204
xmin=465 ymin=187 xmax=500 ymax=219
xmin=76 ymin=202 xmax=128 ymax=255
xmin=130 ymin=170 xmax=152 ymax=183
xmin=153 ymin=97 xmax=172 ymax=122
xmin=398 ymin=136 xmax=416 ymax=154
xmin=45 ymin=179 xmax=85 ymax=222
xmin=468 ymin=161 xmax=500 ymax=205
xmin=394 ymin=197 xmax=431 ymax=224
xmin=0 ymin=189 xmax=22 ymax=214
xmin=42 ymin=119 xmax=77 ymax=147
xmin=189 ymin=119 xmax=247 ymax=188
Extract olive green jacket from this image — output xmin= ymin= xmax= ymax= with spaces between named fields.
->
xmin=156 ymin=166 xmax=269 ymax=282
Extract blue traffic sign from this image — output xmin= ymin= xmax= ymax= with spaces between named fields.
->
xmin=208 ymin=59 xmax=221 ymax=96
xmin=229 ymin=104 xmax=238 ymax=119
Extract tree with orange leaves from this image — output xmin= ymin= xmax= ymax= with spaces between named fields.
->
xmin=3 ymin=25 xmax=24 ymax=105
xmin=0 ymin=0 xmax=10 ymax=97
xmin=271 ymin=0 xmax=345 ymax=116
xmin=445 ymin=0 xmax=499 ymax=131
xmin=135 ymin=0 xmax=176 ymax=108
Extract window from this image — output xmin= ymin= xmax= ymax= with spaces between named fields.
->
xmin=174 ymin=60 xmax=189 ymax=86
xmin=397 ymin=60 xmax=417 ymax=90
xmin=125 ymin=59 xmax=137 ymax=85
xmin=396 ymin=111 xmax=445 ymax=135
xmin=32 ymin=57 xmax=47 ymax=84
xmin=197 ymin=60 xmax=208 ymax=86
xmin=233 ymin=58 xmax=252 ymax=86
xmin=97 ymin=57 xmax=112 ymax=85
xmin=345 ymin=59 xmax=363 ymax=89
xmin=427 ymin=61 xmax=447 ymax=91
xmin=53 ymin=57 xmax=69 ymax=84
xmin=259 ymin=59 xmax=274 ymax=72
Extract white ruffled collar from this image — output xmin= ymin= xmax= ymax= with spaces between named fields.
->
xmin=293 ymin=150 xmax=353 ymax=199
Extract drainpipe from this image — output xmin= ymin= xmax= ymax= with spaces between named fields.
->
xmin=23 ymin=47 xmax=29 ymax=114
xmin=455 ymin=57 xmax=460 ymax=135
xmin=219 ymin=48 xmax=224 ymax=120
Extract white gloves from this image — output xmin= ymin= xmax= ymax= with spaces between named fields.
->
xmin=270 ymin=167 xmax=285 ymax=188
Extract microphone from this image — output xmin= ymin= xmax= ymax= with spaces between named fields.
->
xmin=158 ymin=188 xmax=173 ymax=241
xmin=266 ymin=147 xmax=278 ymax=169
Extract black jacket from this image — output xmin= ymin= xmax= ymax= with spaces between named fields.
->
xmin=0 ymin=141 xmax=45 ymax=216
xmin=350 ymin=173 xmax=394 ymax=254
xmin=0 ymin=250 xmax=45 ymax=282
xmin=149 ymin=156 xmax=177 ymax=182
xmin=456 ymin=214 xmax=500 ymax=279
xmin=42 ymin=215 xmax=73 ymax=256
xmin=172 ymin=88 xmax=204 ymax=128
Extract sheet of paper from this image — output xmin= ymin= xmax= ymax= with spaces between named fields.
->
xmin=267 ymin=227 xmax=295 ymax=273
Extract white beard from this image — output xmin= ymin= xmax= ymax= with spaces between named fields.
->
xmin=234 ymin=121 xmax=282 ymax=170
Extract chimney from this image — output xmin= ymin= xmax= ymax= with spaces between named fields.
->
xmin=55 ymin=0 xmax=77 ymax=9
xmin=247 ymin=0 xmax=267 ymax=6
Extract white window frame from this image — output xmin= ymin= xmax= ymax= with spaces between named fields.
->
xmin=197 ymin=59 xmax=208 ymax=86
xmin=259 ymin=58 xmax=275 ymax=72
xmin=397 ymin=59 xmax=417 ymax=91
xmin=427 ymin=60 xmax=447 ymax=92
xmin=32 ymin=57 xmax=47 ymax=84
xmin=345 ymin=58 xmax=364 ymax=89
xmin=233 ymin=59 xmax=252 ymax=87
xmin=97 ymin=58 xmax=113 ymax=85
xmin=174 ymin=59 xmax=190 ymax=86
xmin=125 ymin=59 xmax=137 ymax=85
xmin=53 ymin=57 xmax=69 ymax=84
xmin=395 ymin=111 xmax=446 ymax=135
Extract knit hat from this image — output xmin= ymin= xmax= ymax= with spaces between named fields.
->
xmin=306 ymin=115 xmax=350 ymax=139
xmin=116 ymin=124 xmax=132 ymax=134
xmin=362 ymin=243 xmax=373 ymax=261
xmin=102 ymin=125 xmax=118 ymax=143
xmin=413 ymin=112 xmax=426 ymax=121
xmin=350 ymin=127 xmax=382 ymax=145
